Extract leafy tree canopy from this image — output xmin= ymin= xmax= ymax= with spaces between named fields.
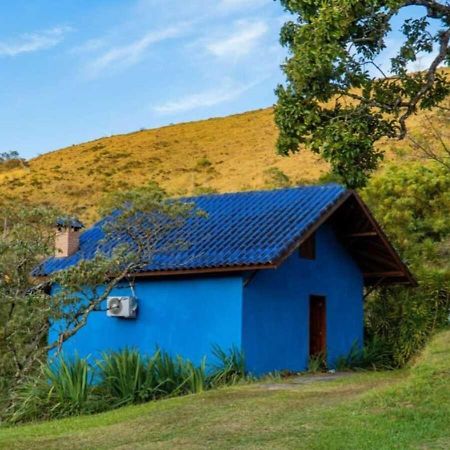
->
xmin=362 ymin=162 xmax=449 ymax=365
xmin=0 ymin=183 xmax=200 ymax=389
xmin=275 ymin=0 xmax=450 ymax=188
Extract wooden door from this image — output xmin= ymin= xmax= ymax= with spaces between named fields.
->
xmin=309 ymin=295 xmax=326 ymax=357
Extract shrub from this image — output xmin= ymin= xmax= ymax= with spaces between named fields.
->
xmin=335 ymin=339 xmax=393 ymax=371
xmin=209 ymin=345 xmax=246 ymax=386
xmin=97 ymin=349 xmax=152 ymax=406
xmin=362 ymin=162 xmax=450 ymax=367
xmin=195 ymin=157 xmax=212 ymax=170
xmin=365 ymin=281 xmax=449 ymax=368
xmin=5 ymin=346 xmax=247 ymax=423
xmin=193 ymin=186 xmax=218 ymax=195
xmin=7 ymin=356 xmax=102 ymax=423
xmin=264 ymin=167 xmax=291 ymax=188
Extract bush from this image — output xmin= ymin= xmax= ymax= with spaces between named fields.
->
xmin=195 ymin=157 xmax=212 ymax=170
xmin=335 ymin=339 xmax=393 ymax=371
xmin=4 ymin=346 xmax=247 ymax=424
xmin=209 ymin=345 xmax=246 ymax=386
xmin=264 ymin=167 xmax=290 ymax=188
xmin=365 ymin=280 xmax=449 ymax=368
xmin=7 ymin=356 xmax=103 ymax=423
xmin=362 ymin=162 xmax=450 ymax=367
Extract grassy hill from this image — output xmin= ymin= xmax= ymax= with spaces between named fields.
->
xmin=0 ymin=105 xmax=442 ymax=224
xmin=0 ymin=329 xmax=448 ymax=449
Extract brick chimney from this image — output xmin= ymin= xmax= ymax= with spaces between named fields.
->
xmin=55 ymin=218 xmax=84 ymax=258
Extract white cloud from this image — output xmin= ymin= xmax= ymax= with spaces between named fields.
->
xmin=153 ymin=79 xmax=262 ymax=114
xmin=84 ymin=23 xmax=191 ymax=78
xmin=205 ymin=20 xmax=268 ymax=59
xmin=0 ymin=26 xmax=72 ymax=57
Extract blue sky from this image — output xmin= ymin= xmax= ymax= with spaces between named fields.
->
xmin=0 ymin=1 xmax=441 ymax=158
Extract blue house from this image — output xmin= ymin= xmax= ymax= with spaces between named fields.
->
xmin=40 ymin=185 xmax=414 ymax=374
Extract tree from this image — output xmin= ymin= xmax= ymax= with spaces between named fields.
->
xmin=407 ymin=103 xmax=450 ymax=170
xmin=275 ymin=0 xmax=450 ymax=188
xmin=0 ymin=184 xmax=200 ymax=389
xmin=0 ymin=151 xmax=27 ymax=172
xmin=362 ymin=162 xmax=449 ymax=366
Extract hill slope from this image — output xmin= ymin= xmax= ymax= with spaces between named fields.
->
xmin=0 ymin=106 xmax=439 ymax=223
xmin=1 ymin=329 xmax=449 ymax=449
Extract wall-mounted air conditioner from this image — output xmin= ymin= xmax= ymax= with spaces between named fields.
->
xmin=106 ymin=297 xmax=137 ymax=319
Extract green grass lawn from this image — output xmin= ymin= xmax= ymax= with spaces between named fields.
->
xmin=1 ymin=330 xmax=449 ymax=450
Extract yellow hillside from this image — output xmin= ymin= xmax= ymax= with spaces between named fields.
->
xmin=0 ymin=106 xmax=439 ymax=224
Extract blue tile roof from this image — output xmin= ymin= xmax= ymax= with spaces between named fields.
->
xmin=38 ymin=184 xmax=348 ymax=276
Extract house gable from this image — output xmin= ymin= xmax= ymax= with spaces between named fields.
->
xmin=242 ymin=222 xmax=364 ymax=374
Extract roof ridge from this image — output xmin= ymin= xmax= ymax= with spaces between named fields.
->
xmin=176 ymin=183 xmax=346 ymax=202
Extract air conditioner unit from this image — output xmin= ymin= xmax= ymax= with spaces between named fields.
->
xmin=106 ymin=296 xmax=137 ymax=319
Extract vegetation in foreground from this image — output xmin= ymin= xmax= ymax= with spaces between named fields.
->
xmin=4 ymin=346 xmax=246 ymax=424
xmin=0 ymin=329 xmax=448 ymax=450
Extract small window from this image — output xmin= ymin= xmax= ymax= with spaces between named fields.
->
xmin=299 ymin=233 xmax=316 ymax=260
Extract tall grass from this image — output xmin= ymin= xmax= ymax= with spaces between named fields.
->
xmin=7 ymin=356 xmax=102 ymax=423
xmin=97 ymin=349 xmax=152 ymax=406
xmin=209 ymin=345 xmax=246 ymax=386
xmin=335 ymin=339 xmax=394 ymax=371
xmin=5 ymin=346 xmax=247 ymax=424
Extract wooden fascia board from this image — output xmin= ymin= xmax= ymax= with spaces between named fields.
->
xmin=129 ymin=263 xmax=277 ymax=278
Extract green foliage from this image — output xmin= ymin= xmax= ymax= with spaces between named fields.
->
xmin=1 ymin=182 xmax=203 ymax=412
xmin=5 ymin=346 xmax=247 ymax=424
xmin=209 ymin=345 xmax=246 ymax=386
xmin=365 ymin=282 xmax=449 ymax=368
xmin=0 ymin=151 xmax=27 ymax=172
xmin=307 ymin=353 xmax=326 ymax=373
xmin=363 ymin=163 xmax=450 ymax=266
xmin=362 ymin=162 xmax=450 ymax=367
xmin=335 ymin=339 xmax=393 ymax=371
xmin=275 ymin=0 xmax=450 ymax=187
xmin=192 ymin=186 xmax=218 ymax=195
xmin=97 ymin=349 xmax=152 ymax=406
xmin=1 ymin=331 xmax=449 ymax=448
xmin=264 ymin=167 xmax=291 ymax=188
xmin=195 ymin=157 xmax=212 ymax=170
xmin=0 ymin=203 xmax=59 ymax=382
xmin=316 ymin=171 xmax=344 ymax=186
xmin=7 ymin=357 xmax=102 ymax=423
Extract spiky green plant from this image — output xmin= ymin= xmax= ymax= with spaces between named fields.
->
xmin=97 ymin=348 xmax=151 ymax=405
xmin=209 ymin=345 xmax=246 ymax=386
xmin=6 ymin=356 xmax=98 ymax=423
xmin=184 ymin=358 xmax=208 ymax=394
xmin=307 ymin=353 xmax=326 ymax=373
xmin=335 ymin=339 xmax=394 ymax=371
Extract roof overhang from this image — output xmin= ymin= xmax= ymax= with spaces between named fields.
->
xmin=132 ymin=191 xmax=416 ymax=287
xmin=270 ymin=190 xmax=416 ymax=286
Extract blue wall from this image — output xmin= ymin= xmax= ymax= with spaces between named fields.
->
xmin=242 ymin=224 xmax=364 ymax=375
xmin=50 ymin=275 xmax=243 ymax=366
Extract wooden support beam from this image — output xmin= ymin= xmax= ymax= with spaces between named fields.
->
xmin=363 ymin=271 xmax=405 ymax=278
xmin=344 ymin=231 xmax=378 ymax=238
xmin=352 ymin=248 xmax=400 ymax=270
